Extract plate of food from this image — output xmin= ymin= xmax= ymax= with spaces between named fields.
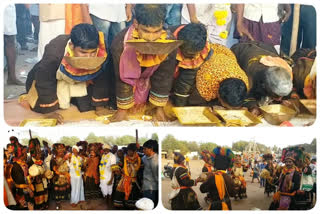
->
xmin=214 ymin=109 xmax=262 ymax=127
xmin=172 ymin=106 xmax=222 ymax=126
xmin=19 ymin=118 xmax=58 ymax=127
xmin=259 ymin=104 xmax=297 ymax=125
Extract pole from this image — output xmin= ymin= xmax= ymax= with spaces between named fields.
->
xmin=289 ymin=4 xmax=300 ymax=56
xmin=29 ymin=129 xmax=32 ymax=139
xmin=136 ymin=129 xmax=138 ymax=144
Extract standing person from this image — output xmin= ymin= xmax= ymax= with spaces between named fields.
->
xmin=113 ymin=143 xmax=141 ymax=209
xmin=185 ymin=156 xmax=190 ymax=169
xmin=4 ymin=4 xmax=24 ymax=85
xmin=84 ymin=145 xmax=100 ymax=199
xmin=269 ymin=147 xmax=302 ymax=210
xmin=81 ymin=3 xmax=132 ymax=49
xmin=251 ymin=160 xmax=260 ymax=183
xmin=51 ymin=144 xmax=70 ymax=210
xmin=27 ymin=138 xmax=49 ymax=210
xmin=281 ymin=5 xmax=316 ymax=55
xmin=15 ymin=4 xmax=30 ymax=50
xmin=111 ymin=145 xmax=118 ymax=155
xmin=181 ymin=4 xmax=232 ymax=46
xmin=37 ymin=4 xmax=65 ymax=60
xmin=232 ymin=156 xmax=247 ymax=199
xmin=164 ymin=4 xmax=182 ymax=28
xmin=11 ymin=145 xmax=34 ymax=210
xmin=200 ymin=150 xmax=214 ymax=173
xmin=68 ymin=145 xmax=85 ymax=207
xmin=200 ymin=147 xmax=236 ymax=210
xmin=99 ymin=144 xmax=116 ymax=207
xmin=263 ymin=154 xmax=276 ymax=196
xmin=170 ymin=152 xmax=201 ymax=210
xmin=110 ymin=4 xmax=177 ymax=122
xmin=29 ymin=4 xmax=40 ymax=43
xmin=142 ymin=140 xmax=159 ymax=207
xmin=259 ymin=160 xmax=267 ymax=188
xmin=235 ymin=4 xmax=291 ymax=53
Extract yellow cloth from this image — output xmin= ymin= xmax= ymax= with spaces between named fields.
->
xmin=196 ymin=43 xmax=249 ymax=101
xmin=215 ymin=173 xmax=229 ymax=210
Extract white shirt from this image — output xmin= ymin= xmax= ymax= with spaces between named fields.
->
xmin=243 ymin=4 xmax=280 ymax=23
xmin=89 ymin=4 xmax=127 ymax=22
xmin=4 ymin=4 xmax=17 ymax=35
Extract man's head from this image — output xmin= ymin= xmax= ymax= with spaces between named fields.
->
xmin=218 ymin=78 xmax=247 ymax=109
xmin=127 ymin=143 xmax=137 ymax=157
xmin=143 ymin=140 xmax=157 ymax=157
xmin=69 ymin=23 xmax=99 ymax=57
xmin=177 ymin=23 xmax=207 ymax=59
xmin=111 ymin=145 xmax=118 ymax=154
xmin=72 ymin=145 xmax=79 ymax=156
xmin=133 ymin=4 xmax=166 ymax=41
xmin=264 ymin=66 xmax=293 ymax=99
xmin=103 ymin=144 xmax=112 ymax=154
xmin=284 ymin=158 xmax=294 ymax=168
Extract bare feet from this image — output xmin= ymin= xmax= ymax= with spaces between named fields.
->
xmin=7 ymin=78 xmax=24 ymax=86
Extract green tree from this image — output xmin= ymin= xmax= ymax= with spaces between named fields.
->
xmin=232 ymin=141 xmax=249 ymax=152
xmin=199 ymin=142 xmax=217 ymax=152
xmin=21 ymin=136 xmax=53 ymax=146
xmin=58 ymin=136 xmax=80 ymax=146
xmin=186 ymin=141 xmax=199 ymax=152
xmin=151 ymin=133 xmax=159 ymax=142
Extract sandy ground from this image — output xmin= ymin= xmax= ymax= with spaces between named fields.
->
xmin=161 ymin=159 xmax=273 ymax=210
xmin=47 ymin=198 xmax=110 ymax=210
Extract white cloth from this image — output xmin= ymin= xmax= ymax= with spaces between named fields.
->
xmin=4 ymin=4 xmax=17 ymax=35
xmin=181 ymin=4 xmax=232 ymax=46
xmin=44 ymin=154 xmax=52 ymax=170
xmin=99 ymin=152 xmax=116 ymax=196
xmin=4 ymin=179 xmax=16 ymax=206
xmin=68 ymin=155 xmax=85 ymax=204
xmin=243 ymin=4 xmax=280 ymax=23
xmin=89 ymin=4 xmax=127 ymax=22
xmin=37 ymin=19 xmax=65 ymax=60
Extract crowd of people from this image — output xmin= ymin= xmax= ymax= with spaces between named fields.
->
xmin=3 ymin=3 xmax=316 ymax=124
xmin=4 ymin=136 xmax=159 ymax=210
xmin=168 ymin=145 xmax=316 ymax=210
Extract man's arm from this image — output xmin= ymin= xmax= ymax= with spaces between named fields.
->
xmin=235 ymin=4 xmax=254 ymax=40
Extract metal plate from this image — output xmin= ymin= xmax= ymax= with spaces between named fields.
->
xmin=95 ymin=114 xmax=153 ymax=124
xmin=126 ymin=39 xmax=183 ymax=55
xmin=259 ymin=104 xmax=297 ymax=125
xmin=19 ymin=119 xmax=57 ymax=127
xmin=299 ymin=99 xmax=316 ymax=115
xmin=172 ymin=107 xmax=221 ymax=126
xmin=63 ymin=56 xmax=106 ymax=70
xmin=214 ymin=109 xmax=262 ymax=127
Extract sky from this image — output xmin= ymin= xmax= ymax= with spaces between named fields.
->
xmin=5 ymin=127 xmax=316 ymax=149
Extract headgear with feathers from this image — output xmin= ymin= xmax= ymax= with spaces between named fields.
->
xmin=211 ymin=147 xmax=234 ymax=170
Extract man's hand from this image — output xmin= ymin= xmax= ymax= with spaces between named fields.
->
xmin=44 ymin=112 xmax=64 ymax=124
xmin=125 ymin=4 xmax=133 ymax=22
xmin=236 ymin=23 xmax=254 ymax=41
xmin=109 ymin=109 xmax=128 ymax=122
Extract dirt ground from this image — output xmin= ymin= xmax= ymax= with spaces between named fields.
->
xmin=161 ymin=159 xmax=273 ymax=210
xmin=47 ymin=198 xmax=110 ymax=210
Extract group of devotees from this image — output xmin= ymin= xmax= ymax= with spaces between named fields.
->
xmin=168 ymin=146 xmax=315 ymax=210
xmin=19 ymin=4 xmax=316 ymax=124
xmin=4 ymin=136 xmax=159 ymax=210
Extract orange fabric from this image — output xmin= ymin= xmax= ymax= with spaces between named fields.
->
xmin=239 ymin=176 xmax=246 ymax=188
xmin=85 ymin=157 xmax=100 ymax=184
xmin=215 ymin=172 xmax=229 ymax=210
xmin=4 ymin=186 xmax=8 ymax=206
xmin=173 ymin=186 xmax=190 ymax=190
xmin=118 ymin=153 xmax=141 ymax=200
xmin=65 ymin=4 xmax=84 ymax=34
